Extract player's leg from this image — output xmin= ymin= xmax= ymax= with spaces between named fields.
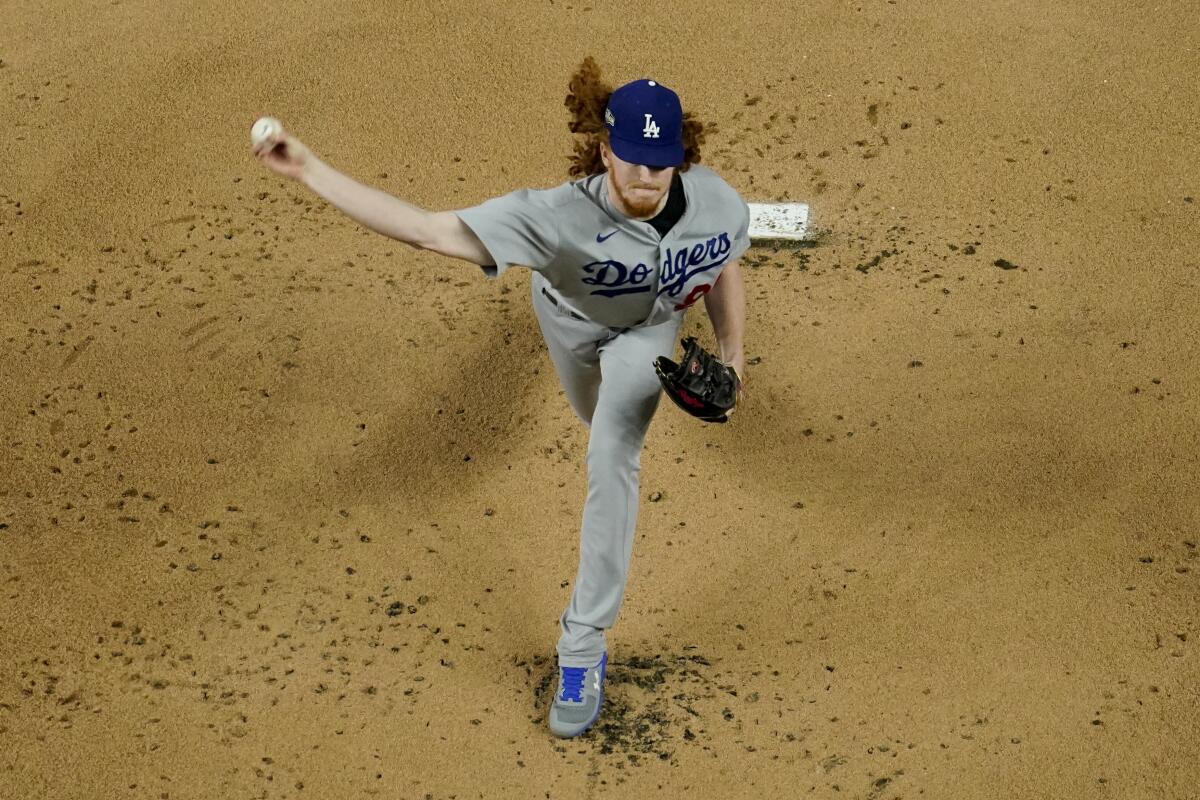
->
xmin=531 ymin=274 xmax=603 ymax=425
xmin=555 ymin=314 xmax=683 ymax=667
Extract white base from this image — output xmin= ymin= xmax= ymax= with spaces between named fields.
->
xmin=747 ymin=202 xmax=810 ymax=241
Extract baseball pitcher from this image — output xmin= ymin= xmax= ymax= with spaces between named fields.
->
xmin=252 ymin=56 xmax=750 ymax=738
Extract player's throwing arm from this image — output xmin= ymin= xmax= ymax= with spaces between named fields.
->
xmin=249 ymin=117 xmax=491 ymax=266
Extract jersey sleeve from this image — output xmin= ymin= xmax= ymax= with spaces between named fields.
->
xmin=454 ymin=188 xmax=561 ymax=278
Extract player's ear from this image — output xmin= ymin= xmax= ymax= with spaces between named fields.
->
xmin=599 ymin=139 xmax=612 ymax=171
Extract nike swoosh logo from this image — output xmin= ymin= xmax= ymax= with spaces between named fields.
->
xmin=596 ymin=230 xmax=618 ymax=243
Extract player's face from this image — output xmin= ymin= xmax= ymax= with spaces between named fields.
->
xmin=601 ymin=142 xmax=676 ymax=219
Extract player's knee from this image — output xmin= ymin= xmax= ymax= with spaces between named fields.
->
xmin=586 ymin=437 xmax=641 ymax=473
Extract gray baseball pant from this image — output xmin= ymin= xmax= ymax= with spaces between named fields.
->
xmin=530 ymin=273 xmax=683 ymax=668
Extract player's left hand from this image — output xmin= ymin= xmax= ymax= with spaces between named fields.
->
xmin=654 ymin=337 xmax=743 ymax=424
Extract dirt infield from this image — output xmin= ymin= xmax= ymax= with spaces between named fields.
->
xmin=2 ymin=1 xmax=1197 ymax=798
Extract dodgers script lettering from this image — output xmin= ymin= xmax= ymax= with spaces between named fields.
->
xmin=579 ymin=232 xmax=733 ymax=300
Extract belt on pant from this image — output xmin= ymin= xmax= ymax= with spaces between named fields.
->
xmin=541 ymin=286 xmax=587 ymax=321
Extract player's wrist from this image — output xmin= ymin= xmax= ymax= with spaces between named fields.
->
xmin=299 ymin=154 xmax=330 ymax=190
xmin=722 ymin=351 xmax=746 ymax=386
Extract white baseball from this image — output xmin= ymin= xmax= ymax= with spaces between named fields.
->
xmin=250 ymin=116 xmax=282 ymax=147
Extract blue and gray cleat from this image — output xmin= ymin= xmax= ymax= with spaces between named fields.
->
xmin=549 ymin=652 xmax=608 ymax=738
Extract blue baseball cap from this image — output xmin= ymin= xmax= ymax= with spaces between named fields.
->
xmin=604 ymin=79 xmax=684 ymax=168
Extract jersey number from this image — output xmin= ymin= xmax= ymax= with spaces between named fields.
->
xmin=674 ymin=283 xmax=712 ymax=311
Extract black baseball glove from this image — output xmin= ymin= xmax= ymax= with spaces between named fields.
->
xmin=653 ymin=337 xmax=742 ymax=423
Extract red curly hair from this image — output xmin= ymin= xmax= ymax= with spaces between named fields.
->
xmin=564 ymin=56 xmax=708 ymax=178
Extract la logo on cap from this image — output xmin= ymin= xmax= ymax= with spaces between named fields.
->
xmin=643 ymin=114 xmax=660 ymax=139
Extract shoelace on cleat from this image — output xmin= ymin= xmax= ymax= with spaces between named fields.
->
xmin=558 ymin=666 xmax=587 ymax=703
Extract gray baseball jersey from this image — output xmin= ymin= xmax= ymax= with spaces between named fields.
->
xmin=455 ymin=164 xmax=751 ymax=328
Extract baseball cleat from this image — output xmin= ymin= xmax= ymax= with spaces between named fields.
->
xmin=549 ymin=652 xmax=608 ymax=738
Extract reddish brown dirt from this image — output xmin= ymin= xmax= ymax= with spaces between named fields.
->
xmin=2 ymin=2 xmax=1197 ymax=798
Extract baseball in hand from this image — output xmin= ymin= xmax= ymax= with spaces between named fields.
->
xmin=250 ymin=116 xmax=283 ymax=148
